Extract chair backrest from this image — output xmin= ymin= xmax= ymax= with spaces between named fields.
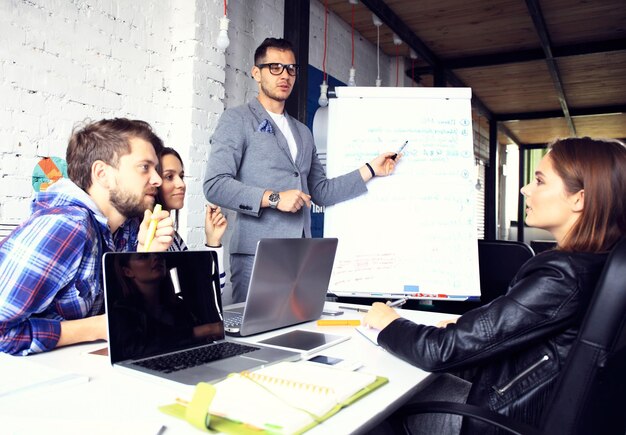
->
xmin=530 ymin=239 xmax=557 ymax=254
xmin=541 ymin=238 xmax=626 ymax=435
xmin=477 ymin=240 xmax=535 ymax=304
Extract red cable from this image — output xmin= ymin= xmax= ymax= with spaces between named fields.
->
xmin=323 ymin=0 xmax=328 ymax=81
xmin=224 ymin=0 xmax=227 ymax=16
xmin=351 ymin=3 xmax=355 ymax=66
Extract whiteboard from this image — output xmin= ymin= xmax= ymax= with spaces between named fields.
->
xmin=324 ymin=86 xmax=480 ymax=299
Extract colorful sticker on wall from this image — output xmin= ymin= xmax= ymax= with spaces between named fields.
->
xmin=32 ymin=157 xmax=68 ymax=192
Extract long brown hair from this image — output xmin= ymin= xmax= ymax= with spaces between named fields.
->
xmin=549 ymin=137 xmax=626 ymax=252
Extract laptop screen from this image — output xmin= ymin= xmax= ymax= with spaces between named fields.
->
xmin=103 ymin=251 xmax=225 ymax=364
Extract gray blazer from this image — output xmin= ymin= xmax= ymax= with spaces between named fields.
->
xmin=204 ymin=98 xmax=367 ymax=255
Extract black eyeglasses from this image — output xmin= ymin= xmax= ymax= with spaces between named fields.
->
xmin=256 ymin=63 xmax=299 ymax=76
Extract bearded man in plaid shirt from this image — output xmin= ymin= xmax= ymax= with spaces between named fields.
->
xmin=0 ymin=119 xmax=174 ymax=355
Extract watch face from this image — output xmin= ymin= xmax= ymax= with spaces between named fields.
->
xmin=269 ymin=192 xmax=280 ymax=203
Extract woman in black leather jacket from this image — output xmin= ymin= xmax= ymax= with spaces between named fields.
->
xmin=363 ymin=137 xmax=626 ymax=434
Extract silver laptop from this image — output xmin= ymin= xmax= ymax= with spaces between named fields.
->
xmin=102 ymin=251 xmax=299 ymax=386
xmin=224 ymin=238 xmax=338 ymax=337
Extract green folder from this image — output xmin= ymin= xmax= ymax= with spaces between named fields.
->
xmin=160 ymin=366 xmax=388 ymax=435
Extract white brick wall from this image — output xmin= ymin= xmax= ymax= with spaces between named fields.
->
xmin=1 ymin=0 xmax=175 ymax=222
xmin=0 ymin=0 xmax=394 ymax=248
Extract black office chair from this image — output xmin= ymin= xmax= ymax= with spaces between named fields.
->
xmin=392 ymin=237 xmax=626 ymax=435
xmin=477 ymin=240 xmax=535 ymax=305
xmin=530 ymin=239 xmax=557 ymax=254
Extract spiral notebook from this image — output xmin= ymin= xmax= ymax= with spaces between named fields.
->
xmin=160 ymin=360 xmax=387 ymax=434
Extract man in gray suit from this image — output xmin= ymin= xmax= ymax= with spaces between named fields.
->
xmin=204 ymin=38 xmax=398 ymax=303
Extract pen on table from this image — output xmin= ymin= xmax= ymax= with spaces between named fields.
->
xmin=317 ymin=319 xmax=361 ymax=326
xmin=155 ymin=425 xmax=167 ymax=435
xmin=386 ymin=298 xmax=408 ymax=308
xmin=143 ymin=203 xmax=162 ymax=252
xmin=338 ymin=305 xmax=370 ymax=313
xmin=390 ymin=140 xmax=408 ymax=160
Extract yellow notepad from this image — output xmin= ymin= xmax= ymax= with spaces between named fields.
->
xmin=160 ymin=360 xmax=388 ymax=435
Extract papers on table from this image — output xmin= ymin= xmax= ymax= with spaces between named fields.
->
xmin=0 ymin=353 xmax=89 ymax=399
xmin=356 ymin=325 xmax=380 ymax=346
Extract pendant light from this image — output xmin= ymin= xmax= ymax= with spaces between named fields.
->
xmin=216 ymin=0 xmax=230 ymax=50
xmin=319 ymin=0 xmax=330 ymax=106
xmin=348 ymin=0 xmax=358 ymax=86
xmin=372 ymin=14 xmax=382 ymax=87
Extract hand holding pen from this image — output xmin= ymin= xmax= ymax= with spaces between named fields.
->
xmin=340 ymin=297 xmax=407 ymax=313
xmin=365 ymin=151 xmax=401 ymax=179
xmin=386 ymin=297 xmax=408 ymax=308
xmin=205 ymin=204 xmax=228 ymax=247
xmin=390 ymin=141 xmax=408 ymax=160
xmin=362 ymin=299 xmax=405 ymax=330
xmin=362 ymin=141 xmax=408 ymax=180
xmin=140 ymin=204 xmax=174 ymax=252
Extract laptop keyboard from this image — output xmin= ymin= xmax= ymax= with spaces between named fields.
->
xmin=133 ymin=342 xmax=259 ymax=373
xmin=224 ymin=312 xmax=243 ymax=328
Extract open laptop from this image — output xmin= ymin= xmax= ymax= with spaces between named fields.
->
xmin=102 ymin=251 xmax=299 ymax=386
xmin=224 ymin=238 xmax=338 ymax=336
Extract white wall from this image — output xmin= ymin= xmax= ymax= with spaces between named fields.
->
xmin=0 ymin=0 xmax=394 ymax=246
xmin=0 ymin=0 xmax=170 ymax=221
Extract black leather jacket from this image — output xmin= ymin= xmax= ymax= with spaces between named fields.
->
xmin=378 ymin=250 xmax=607 ymax=433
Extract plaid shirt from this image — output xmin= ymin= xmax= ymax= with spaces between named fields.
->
xmin=0 ymin=180 xmax=138 ymax=355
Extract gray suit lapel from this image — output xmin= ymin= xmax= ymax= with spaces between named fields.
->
xmin=285 ymin=114 xmax=304 ymax=167
xmin=249 ymin=99 xmax=295 ymax=165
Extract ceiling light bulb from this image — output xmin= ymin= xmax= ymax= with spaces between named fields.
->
xmin=372 ymin=14 xmax=382 ymax=27
xmin=410 ymin=49 xmax=418 ymax=60
xmin=318 ymin=82 xmax=329 ymax=107
xmin=393 ymin=33 xmax=402 ymax=46
xmin=348 ymin=67 xmax=356 ymax=86
xmin=216 ymin=16 xmax=230 ymax=51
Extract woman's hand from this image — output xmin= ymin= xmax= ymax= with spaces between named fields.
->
xmin=436 ymin=318 xmax=458 ymax=328
xmin=362 ymin=302 xmax=401 ymax=330
xmin=205 ymin=205 xmax=228 ymax=247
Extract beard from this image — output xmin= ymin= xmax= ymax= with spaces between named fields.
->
xmin=260 ymin=80 xmax=292 ymax=102
xmin=110 ymin=186 xmax=154 ymax=218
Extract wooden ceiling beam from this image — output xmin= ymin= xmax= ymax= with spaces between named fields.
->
xmin=497 ymin=123 xmax=523 ymax=147
xmin=442 ymin=39 xmax=626 ymax=70
xmin=360 ymin=0 xmax=493 ymax=121
xmin=525 ymin=0 xmax=576 ymax=136
xmin=359 ymin=0 xmax=439 ymax=66
xmin=496 ymin=104 xmax=626 ymax=121
xmin=358 ymin=1 xmax=537 ymax=148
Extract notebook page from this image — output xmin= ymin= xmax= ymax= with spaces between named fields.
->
xmin=0 ymin=353 xmax=89 ymax=398
xmin=356 ymin=325 xmax=380 ymax=346
xmin=208 ymin=361 xmax=377 ymax=434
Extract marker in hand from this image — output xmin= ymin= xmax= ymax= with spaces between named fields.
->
xmin=390 ymin=141 xmax=408 ymax=160
xmin=143 ymin=203 xmax=161 ymax=252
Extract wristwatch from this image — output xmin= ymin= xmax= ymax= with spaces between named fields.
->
xmin=268 ymin=191 xmax=280 ymax=209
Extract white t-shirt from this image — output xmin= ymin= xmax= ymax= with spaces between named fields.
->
xmin=268 ymin=111 xmax=298 ymax=161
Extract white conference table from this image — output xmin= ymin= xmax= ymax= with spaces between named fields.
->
xmin=0 ymin=302 xmax=457 ymax=435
